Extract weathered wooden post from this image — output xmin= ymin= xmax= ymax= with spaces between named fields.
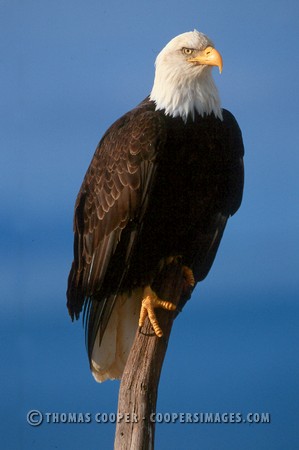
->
xmin=114 ymin=262 xmax=187 ymax=449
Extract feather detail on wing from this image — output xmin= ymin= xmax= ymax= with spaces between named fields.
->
xmin=67 ymin=102 xmax=166 ymax=360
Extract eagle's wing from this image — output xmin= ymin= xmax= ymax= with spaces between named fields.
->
xmin=192 ymin=109 xmax=244 ymax=284
xmin=67 ymin=103 xmax=166 ymax=354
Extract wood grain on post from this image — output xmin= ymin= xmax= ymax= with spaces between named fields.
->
xmin=114 ymin=262 xmax=188 ymax=450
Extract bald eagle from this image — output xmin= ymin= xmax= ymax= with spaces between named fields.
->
xmin=67 ymin=30 xmax=244 ymax=382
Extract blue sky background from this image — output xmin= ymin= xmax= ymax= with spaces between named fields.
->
xmin=1 ymin=0 xmax=298 ymax=448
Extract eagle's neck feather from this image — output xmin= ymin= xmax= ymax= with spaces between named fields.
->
xmin=150 ymin=66 xmax=222 ymax=122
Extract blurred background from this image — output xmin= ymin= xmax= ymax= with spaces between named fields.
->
xmin=1 ymin=0 xmax=298 ymax=448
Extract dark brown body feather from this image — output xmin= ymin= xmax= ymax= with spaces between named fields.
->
xmin=67 ymin=98 xmax=244 ymax=361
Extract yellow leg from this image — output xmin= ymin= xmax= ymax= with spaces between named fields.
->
xmin=139 ymin=286 xmax=176 ymax=337
xmin=182 ymin=266 xmax=195 ymax=288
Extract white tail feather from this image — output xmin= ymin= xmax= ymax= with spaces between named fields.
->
xmin=90 ymin=289 xmax=142 ymax=382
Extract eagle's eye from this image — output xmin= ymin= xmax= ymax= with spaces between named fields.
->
xmin=182 ymin=48 xmax=194 ymax=55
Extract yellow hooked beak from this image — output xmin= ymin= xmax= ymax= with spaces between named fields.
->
xmin=188 ymin=46 xmax=223 ymax=74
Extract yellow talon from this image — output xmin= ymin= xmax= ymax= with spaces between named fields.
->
xmin=139 ymin=286 xmax=176 ymax=337
xmin=182 ymin=266 xmax=195 ymax=287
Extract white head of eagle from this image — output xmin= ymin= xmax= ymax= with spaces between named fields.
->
xmin=150 ymin=30 xmax=223 ymax=122
xmin=67 ymin=29 xmax=244 ymax=383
